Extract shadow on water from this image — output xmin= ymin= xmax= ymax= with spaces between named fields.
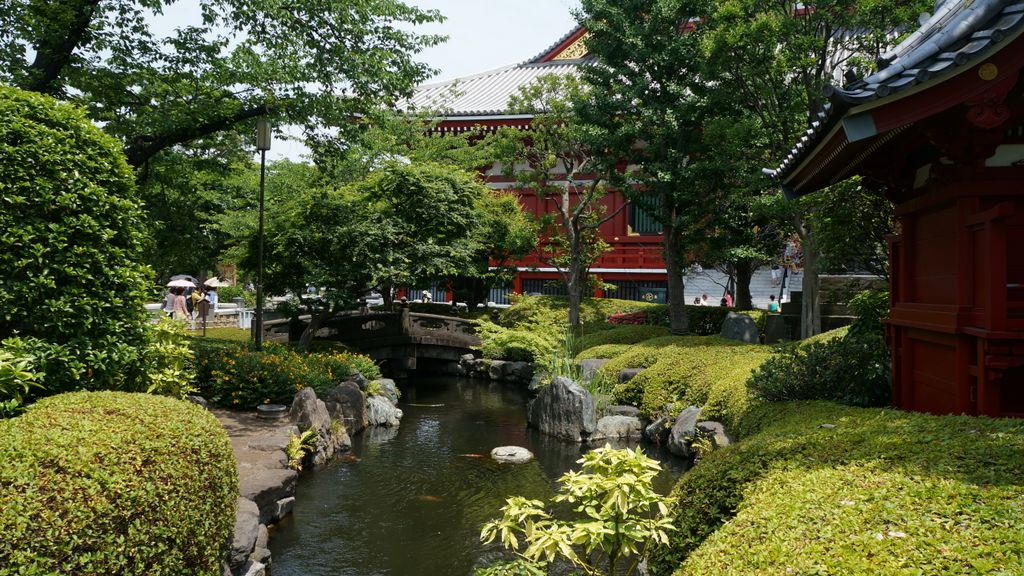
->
xmin=269 ymin=376 xmax=689 ymax=576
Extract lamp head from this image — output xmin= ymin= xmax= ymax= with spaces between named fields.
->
xmin=256 ymin=118 xmax=272 ymax=151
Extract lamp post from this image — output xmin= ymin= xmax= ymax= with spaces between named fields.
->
xmin=254 ymin=118 xmax=272 ymax=349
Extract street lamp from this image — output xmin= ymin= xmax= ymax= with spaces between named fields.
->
xmin=254 ymin=118 xmax=271 ymax=349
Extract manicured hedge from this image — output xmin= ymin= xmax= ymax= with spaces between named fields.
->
xmin=577 ymin=325 xmax=671 ymax=351
xmin=575 ymin=343 xmax=634 ymax=361
xmin=0 ymin=392 xmax=238 ymax=575
xmin=603 ymin=336 xmax=769 ymax=423
xmin=649 ymin=402 xmax=1024 ymax=575
xmin=0 ymin=86 xmax=153 ymax=395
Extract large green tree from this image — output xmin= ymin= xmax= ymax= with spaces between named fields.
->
xmin=0 ymin=0 xmax=444 ymax=167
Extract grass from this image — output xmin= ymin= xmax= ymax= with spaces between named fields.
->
xmin=648 ymin=401 xmax=1024 ymax=575
xmin=191 ymin=327 xmax=251 ymax=342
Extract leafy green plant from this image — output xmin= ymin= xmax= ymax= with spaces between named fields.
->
xmin=144 ymin=318 xmax=197 ymax=398
xmin=0 ymin=86 xmax=153 ymax=395
xmin=364 ymin=379 xmax=383 ymax=397
xmin=217 ymin=285 xmax=255 ymax=308
xmin=0 ymin=342 xmax=41 ymax=418
xmin=0 ymin=391 xmax=237 ymax=575
xmin=286 ymin=428 xmax=319 ymax=471
xmin=481 ymin=445 xmax=675 ymax=576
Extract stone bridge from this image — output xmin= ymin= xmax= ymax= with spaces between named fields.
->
xmin=262 ymin=308 xmax=480 ymax=376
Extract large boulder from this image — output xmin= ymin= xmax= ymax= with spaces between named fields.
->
xmin=697 ymin=421 xmax=732 ymax=449
xmin=589 ymin=415 xmax=643 ymax=442
xmin=508 ymin=361 xmax=535 ymax=383
xmin=324 ymin=381 xmax=367 ymax=435
xmin=526 ymin=376 xmax=597 ymax=442
xmin=367 ymin=395 xmax=403 ymax=427
xmin=720 ymin=312 xmax=759 ymax=344
xmin=291 ymin=387 xmax=349 ymax=466
xmin=229 ymin=498 xmax=260 ymax=571
xmin=668 ymin=406 xmax=702 ymax=458
xmin=644 ymin=415 xmax=672 ymax=445
xmin=579 ymin=359 xmax=610 ymax=382
xmin=377 ymin=378 xmax=400 ymax=405
xmin=239 ymin=468 xmax=298 ymax=524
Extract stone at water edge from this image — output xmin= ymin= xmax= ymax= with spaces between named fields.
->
xmin=324 ymin=381 xmax=367 ymax=435
xmin=290 ymin=388 xmax=330 ymax=437
xmin=366 ymin=395 xmax=403 ymax=427
xmin=605 ymin=405 xmax=641 ymax=418
xmin=377 ymin=378 xmax=400 ymax=405
xmin=696 ymin=421 xmax=732 ymax=449
xmin=526 ymin=376 xmax=597 ymax=442
xmin=644 ymin=415 xmax=672 ymax=445
xmin=230 ymin=498 xmax=260 ymax=571
xmin=668 ymin=406 xmax=702 ymax=458
xmin=589 ymin=415 xmax=643 ymax=442
xmin=490 ymin=446 xmax=534 ymax=464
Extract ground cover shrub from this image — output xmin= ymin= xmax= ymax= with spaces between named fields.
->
xmin=194 ymin=342 xmax=380 ymax=408
xmin=0 ymin=391 xmax=238 ymax=575
xmin=217 ymin=285 xmax=255 ymax=307
xmin=0 ymin=86 xmax=153 ymax=396
xmin=596 ymin=336 xmax=707 ymax=378
xmin=499 ymin=295 xmax=661 ymax=331
xmin=747 ymin=291 xmax=889 ymax=407
xmin=608 ymin=337 xmax=769 ymax=423
xmin=648 ymin=401 xmax=1024 ymax=575
xmin=577 ymin=325 xmax=671 ymax=351
xmin=575 ymin=343 xmax=634 ymax=361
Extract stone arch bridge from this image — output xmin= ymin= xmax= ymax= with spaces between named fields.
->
xmin=261 ymin=308 xmax=480 ymax=376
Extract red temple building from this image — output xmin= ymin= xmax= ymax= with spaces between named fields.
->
xmin=406 ymin=27 xmax=670 ymax=304
xmin=774 ymin=0 xmax=1024 ymax=417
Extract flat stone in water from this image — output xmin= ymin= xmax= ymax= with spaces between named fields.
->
xmin=490 ymin=446 xmax=534 ymax=464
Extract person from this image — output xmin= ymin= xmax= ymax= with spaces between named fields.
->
xmin=172 ymin=288 xmax=189 ymax=321
xmin=720 ymin=297 xmax=728 ymax=306
xmin=421 ymin=290 xmax=432 ymax=303
xmin=206 ymin=286 xmax=218 ymax=314
xmin=768 ymin=294 xmax=780 ymax=313
xmin=163 ymin=289 xmax=176 ymax=318
xmin=693 ymin=296 xmax=702 ymax=305
xmin=724 ymin=291 xmax=734 ymax=308
xmin=190 ymin=287 xmax=205 ymax=319
xmin=700 ymin=294 xmax=710 ymax=306
xmin=770 ymin=264 xmax=782 ymax=287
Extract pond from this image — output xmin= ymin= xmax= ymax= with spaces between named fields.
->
xmin=269 ymin=376 xmax=688 ymax=576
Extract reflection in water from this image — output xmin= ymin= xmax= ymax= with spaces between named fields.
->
xmin=269 ymin=377 xmax=687 ymax=576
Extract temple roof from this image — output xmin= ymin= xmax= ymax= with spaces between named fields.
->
xmin=772 ymin=0 xmax=1024 ymax=192
xmin=404 ymin=26 xmax=593 ymax=117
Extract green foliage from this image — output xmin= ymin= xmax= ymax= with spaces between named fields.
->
xmin=481 ymin=445 xmax=676 ymax=576
xmin=605 ymin=337 xmax=770 ymax=423
xmin=286 ymin=428 xmax=319 ymax=471
xmin=0 ymin=342 xmax=42 ymax=417
xmin=0 ymin=391 xmax=238 ymax=575
xmin=577 ymin=325 xmax=672 ymax=351
xmin=3 ymin=0 xmax=444 ymax=166
xmin=747 ymin=291 xmax=890 ymax=407
xmin=811 ymin=178 xmax=894 ymax=279
xmin=194 ymin=341 xmax=380 ymax=408
xmin=144 ymin=318 xmax=198 ymax=398
xmin=649 ymin=402 xmax=1024 ymax=575
xmin=0 ymin=86 xmax=153 ymax=395
xmin=575 ymin=343 xmax=634 ymax=361
xmin=217 ymin=284 xmax=255 ymax=308
xmin=479 ymin=326 xmax=558 ymax=363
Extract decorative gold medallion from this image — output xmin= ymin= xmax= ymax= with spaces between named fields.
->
xmin=978 ymin=63 xmax=999 ymax=81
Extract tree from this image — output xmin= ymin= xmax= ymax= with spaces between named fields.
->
xmin=576 ymin=0 xmax=711 ymax=333
xmin=480 ymin=445 xmax=675 ymax=576
xmin=697 ymin=0 xmax=929 ymax=335
xmin=1 ymin=0 xmax=444 ymax=167
xmin=812 ymin=177 xmax=894 ymax=280
xmin=496 ymin=74 xmax=626 ymax=333
xmin=0 ymin=86 xmax=152 ymax=394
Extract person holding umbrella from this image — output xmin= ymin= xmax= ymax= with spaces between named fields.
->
xmin=166 ymin=278 xmax=196 ymax=322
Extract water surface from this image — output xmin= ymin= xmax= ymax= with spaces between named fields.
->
xmin=269 ymin=377 xmax=686 ymax=576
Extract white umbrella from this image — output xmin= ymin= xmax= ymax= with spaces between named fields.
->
xmin=203 ymin=277 xmax=229 ymax=287
xmin=166 ymin=279 xmax=196 ymax=288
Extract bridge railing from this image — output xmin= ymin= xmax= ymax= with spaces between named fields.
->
xmin=259 ymin=308 xmax=480 ymax=348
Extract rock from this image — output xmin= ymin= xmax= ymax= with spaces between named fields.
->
xmin=508 ymin=361 xmax=534 ymax=383
xmin=528 ymin=374 xmax=545 ymax=393
xmin=696 ymin=421 xmax=732 ymax=449
xmin=272 ymin=496 xmax=295 ymax=522
xmin=460 ymin=353 xmax=476 ymax=363
xmin=605 ymin=405 xmax=641 ymax=418
xmin=720 ymin=312 xmax=759 ymax=344
xmin=488 ymin=360 xmax=508 ymax=381
xmin=618 ymin=368 xmax=644 ymax=383
xmin=349 ymin=373 xmax=369 ymax=391
xmin=239 ymin=468 xmax=298 ymax=525
xmin=240 ymin=560 xmax=266 ymax=576
xmin=367 ymin=395 xmax=403 ymax=427
xmin=579 ymin=359 xmax=610 ymax=381
xmin=668 ymin=406 xmax=702 ymax=458
xmin=250 ymin=547 xmax=271 ymax=565
xmin=230 ymin=498 xmax=260 ymax=570
xmin=324 ymin=381 xmax=367 ymax=435
xmin=185 ymin=394 xmax=209 ymax=410
xmin=377 ymin=378 xmax=400 ymax=405
xmin=526 ymin=376 xmax=597 ymax=442
xmin=490 ymin=446 xmax=534 ymax=464
xmin=290 ymin=388 xmax=330 ymax=436
xmin=590 ymin=415 xmax=643 ymax=442
xmin=255 ymin=524 xmax=269 ymax=550
xmin=644 ymin=416 xmax=672 ymax=445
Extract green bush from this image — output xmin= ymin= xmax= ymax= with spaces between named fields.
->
xmin=479 ymin=325 xmax=559 ymax=362
xmin=217 ymin=285 xmax=255 ymax=308
xmin=649 ymin=402 xmax=1024 ymax=575
xmin=577 ymin=325 xmax=671 ymax=351
xmin=608 ymin=337 xmax=770 ymax=423
xmin=575 ymin=343 xmax=634 ymax=361
xmin=0 ymin=391 xmax=238 ymax=575
xmin=194 ymin=342 xmax=381 ymax=408
xmin=747 ymin=291 xmax=890 ymax=408
xmin=0 ymin=86 xmax=153 ymax=395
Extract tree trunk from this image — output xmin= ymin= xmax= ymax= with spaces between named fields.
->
xmin=800 ymin=228 xmax=822 ymax=338
xmin=735 ymin=259 xmax=754 ymax=311
xmin=299 ymin=307 xmax=334 ymax=351
xmin=663 ymin=192 xmax=689 ymax=334
xmin=567 ymin=252 xmax=584 ymax=334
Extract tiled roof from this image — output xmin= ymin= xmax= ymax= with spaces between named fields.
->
xmin=772 ymin=0 xmax=1024 ymax=182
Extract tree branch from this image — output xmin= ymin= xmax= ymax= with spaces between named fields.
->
xmin=125 ymin=103 xmax=272 ymax=167
xmin=22 ymin=0 xmax=102 ymax=95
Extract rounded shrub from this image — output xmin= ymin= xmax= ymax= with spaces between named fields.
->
xmin=0 ymin=391 xmax=238 ymax=575
xmin=0 ymin=86 xmax=152 ymax=394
